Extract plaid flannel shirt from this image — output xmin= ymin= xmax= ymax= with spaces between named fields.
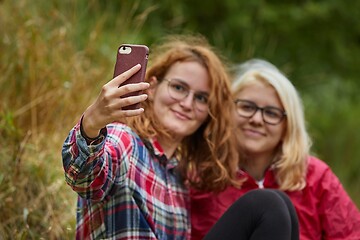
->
xmin=62 ymin=121 xmax=190 ymax=239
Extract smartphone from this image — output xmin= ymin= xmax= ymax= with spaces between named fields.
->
xmin=113 ymin=44 xmax=149 ymax=110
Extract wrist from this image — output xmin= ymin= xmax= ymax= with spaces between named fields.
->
xmin=81 ymin=112 xmax=101 ymax=138
xmin=80 ymin=116 xmax=104 ymax=144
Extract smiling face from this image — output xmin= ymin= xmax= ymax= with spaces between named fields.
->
xmin=149 ymin=61 xmax=210 ymax=140
xmin=234 ymin=81 xmax=286 ymax=159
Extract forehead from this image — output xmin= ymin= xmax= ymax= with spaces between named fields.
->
xmin=165 ymin=61 xmax=210 ymax=92
xmin=235 ymin=82 xmax=283 ymax=108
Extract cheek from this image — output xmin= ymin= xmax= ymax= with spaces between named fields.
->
xmin=153 ymin=91 xmax=174 ymax=111
xmin=270 ymin=124 xmax=286 ymax=142
xmin=196 ymin=110 xmax=209 ymax=124
xmin=235 ymin=115 xmax=247 ymax=127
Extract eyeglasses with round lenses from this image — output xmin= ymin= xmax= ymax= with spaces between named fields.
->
xmin=235 ymin=99 xmax=286 ymax=125
xmin=164 ymin=78 xmax=209 ymax=112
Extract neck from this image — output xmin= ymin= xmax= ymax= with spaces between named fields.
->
xmin=157 ymin=135 xmax=182 ymax=159
xmin=243 ymin=152 xmax=275 ymax=181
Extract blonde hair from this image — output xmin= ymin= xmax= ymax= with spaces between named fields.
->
xmin=126 ymin=35 xmax=240 ymax=191
xmin=232 ymin=59 xmax=311 ymax=191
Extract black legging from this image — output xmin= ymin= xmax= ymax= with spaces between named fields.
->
xmin=204 ymin=189 xmax=299 ymax=240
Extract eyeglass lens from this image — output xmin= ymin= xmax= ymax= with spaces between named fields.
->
xmin=235 ymin=100 xmax=285 ymax=125
xmin=166 ymin=79 xmax=209 ymax=112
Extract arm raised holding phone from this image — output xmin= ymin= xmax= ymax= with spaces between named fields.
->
xmin=82 ymin=44 xmax=150 ymax=139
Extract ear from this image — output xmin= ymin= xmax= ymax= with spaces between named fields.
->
xmin=147 ymin=76 xmax=158 ymax=101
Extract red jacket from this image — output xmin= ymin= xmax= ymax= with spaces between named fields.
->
xmin=190 ymin=156 xmax=360 ymax=240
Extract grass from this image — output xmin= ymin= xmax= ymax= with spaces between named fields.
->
xmin=0 ymin=0 xmax=149 ymax=238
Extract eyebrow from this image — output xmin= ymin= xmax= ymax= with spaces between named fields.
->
xmin=171 ymin=78 xmax=210 ymax=95
xmin=239 ymin=99 xmax=284 ymax=111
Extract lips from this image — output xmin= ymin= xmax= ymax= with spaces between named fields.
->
xmin=242 ymin=128 xmax=265 ymax=138
xmin=172 ymin=109 xmax=192 ymax=120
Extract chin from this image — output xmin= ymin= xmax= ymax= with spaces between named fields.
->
xmin=173 ymin=128 xmax=192 ymax=138
xmin=164 ymin=124 xmax=189 ymax=138
xmin=243 ymin=143 xmax=261 ymax=154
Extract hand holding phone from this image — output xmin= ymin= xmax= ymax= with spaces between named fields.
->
xmin=114 ymin=44 xmax=149 ymax=110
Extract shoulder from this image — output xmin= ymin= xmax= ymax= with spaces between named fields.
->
xmin=306 ymin=156 xmax=330 ymax=173
xmin=107 ymin=122 xmax=134 ymax=133
xmin=106 ymin=122 xmax=144 ymax=148
xmin=107 ymin=122 xmax=140 ymax=139
xmin=305 ymin=155 xmax=341 ymax=189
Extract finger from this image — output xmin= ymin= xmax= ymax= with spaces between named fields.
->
xmin=109 ymin=64 xmax=141 ymax=88
xmin=108 ymin=105 xmax=146 ymax=122
xmin=106 ymin=107 xmax=145 ymax=124
xmin=118 ymin=108 xmax=145 ymax=118
xmin=111 ymin=93 xmax=148 ymax=110
xmin=116 ymin=82 xmax=150 ymax=98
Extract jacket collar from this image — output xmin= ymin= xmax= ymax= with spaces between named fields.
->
xmin=238 ymin=167 xmax=279 ymax=188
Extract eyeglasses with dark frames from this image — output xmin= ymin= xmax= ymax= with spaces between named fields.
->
xmin=235 ymin=99 xmax=286 ymax=125
xmin=164 ymin=78 xmax=209 ymax=112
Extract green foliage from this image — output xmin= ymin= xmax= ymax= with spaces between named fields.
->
xmin=303 ymin=78 xmax=360 ymax=203
xmin=1 ymin=0 xmax=359 ymax=238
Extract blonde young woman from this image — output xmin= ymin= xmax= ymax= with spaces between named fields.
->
xmin=190 ymin=59 xmax=360 ymax=240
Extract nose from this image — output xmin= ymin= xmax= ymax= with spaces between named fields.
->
xmin=250 ymin=108 xmax=263 ymax=123
xmin=179 ymin=91 xmax=195 ymax=109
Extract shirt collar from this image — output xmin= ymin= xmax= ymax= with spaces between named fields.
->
xmin=143 ymin=137 xmax=179 ymax=168
xmin=144 ymin=137 xmax=164 ymax=156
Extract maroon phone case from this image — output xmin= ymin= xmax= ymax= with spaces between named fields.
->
xmin=113 ymin=44 xmax=149 ymax=110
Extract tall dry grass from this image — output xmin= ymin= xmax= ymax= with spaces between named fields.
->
xmin=0 ymin=0 xmax=149 ymax=238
